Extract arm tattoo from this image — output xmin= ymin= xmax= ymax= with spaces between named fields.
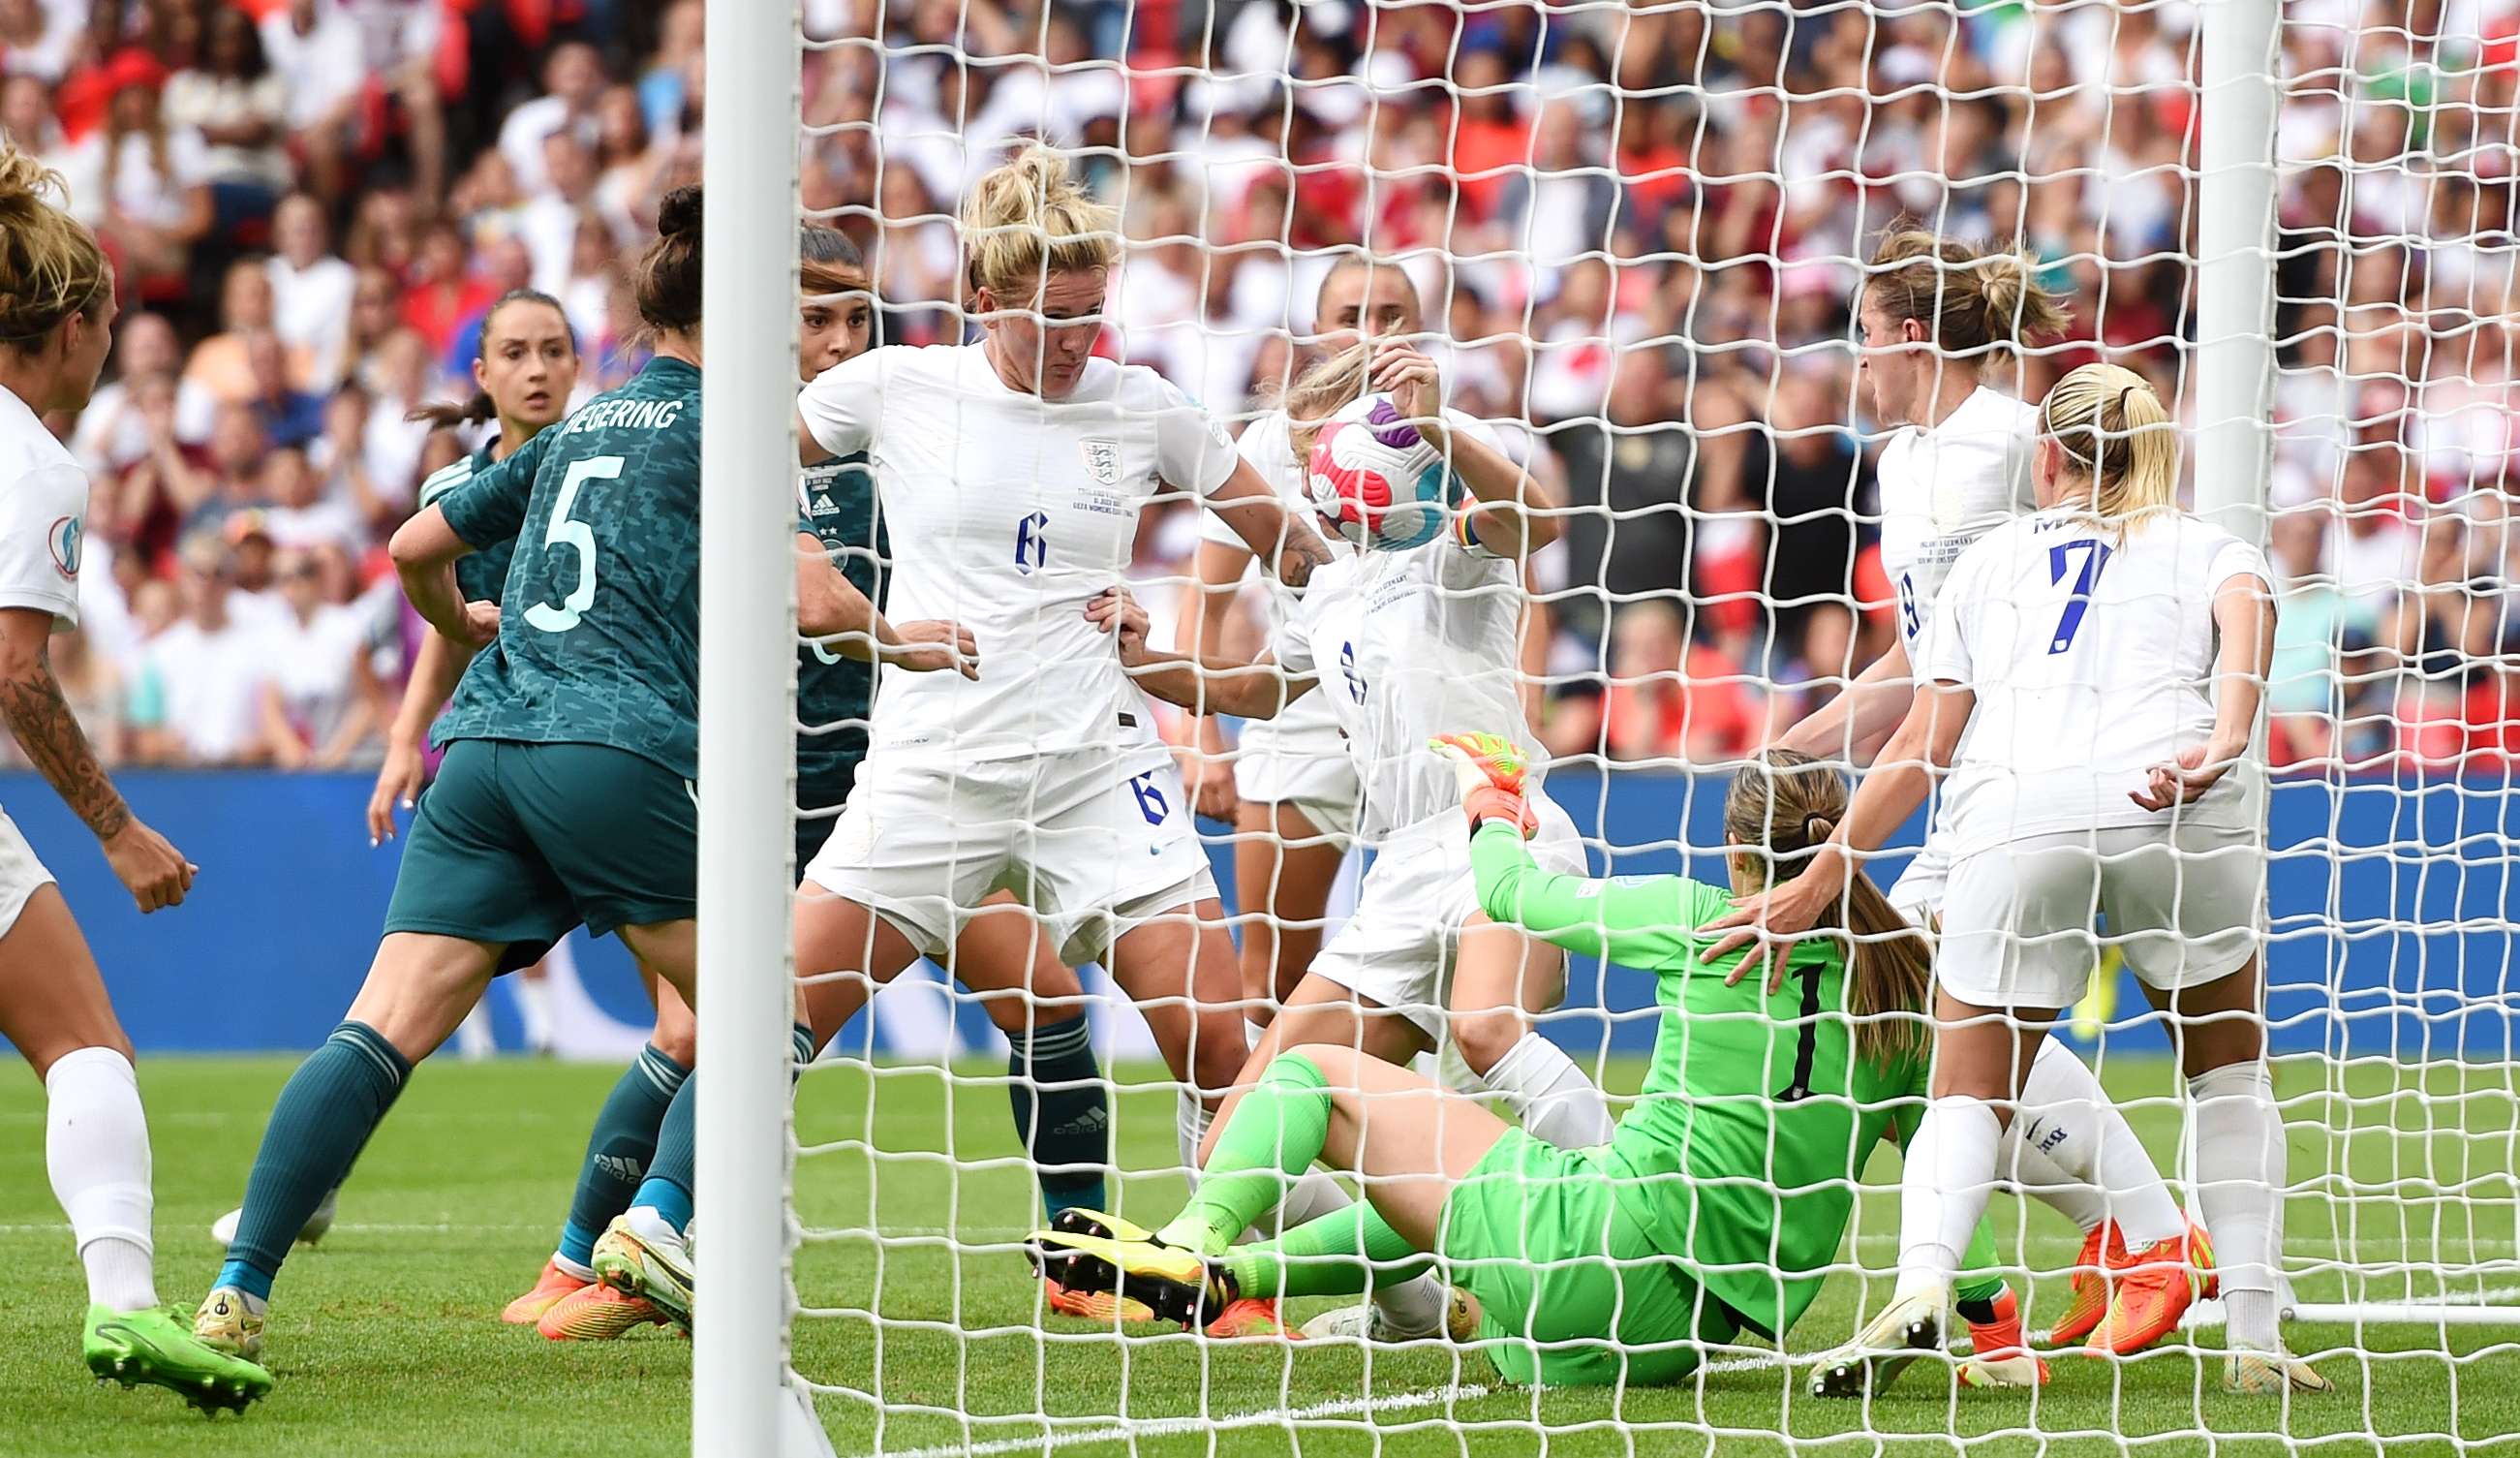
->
xmin=0 ymin=657 xmax=129 ymax=842
xmin=1275 ymin=529 xmax=1334 ymax=590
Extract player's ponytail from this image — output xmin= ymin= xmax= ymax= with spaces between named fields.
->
xmin=1864 ymin=225 xmax=2069 ymax=367
xmin=1722 ymin=750 xmax=1933 ymax=1070
xmin=962 ymin=142 xmax=1117 ymax=304
xmin=1275 ymin=343 xmax=1371 ymax=465
xmin=632 ymin=185 xmax=705 ymax=339
xmin=2042 ymin=362 xmax=2178 ymax=531
xmin=0 ymin=144 xmax=110 ymax=357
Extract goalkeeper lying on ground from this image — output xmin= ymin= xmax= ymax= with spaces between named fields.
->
xmin=1031 ymin=738 xmax=2137 ymax=1387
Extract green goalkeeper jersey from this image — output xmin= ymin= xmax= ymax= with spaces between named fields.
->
xmin=435 ymin=357 xmax=705 ymax=780
xmin=1468 ymin=821 xmax=1927 ymax=1342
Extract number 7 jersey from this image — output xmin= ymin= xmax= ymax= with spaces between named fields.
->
xmin=434 ymin=357 xmax=707 ymax=780
xmin=1920 ymin=506 xmax=2273 ymax=857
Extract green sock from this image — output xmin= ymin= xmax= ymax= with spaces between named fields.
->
xmin=1155 ymin=1052 xmax=1330 ymax=1254
xmin=1952 ymin=1216 xmax=2007 ymax=1309
xmin=1226 ymin=1197 xmax=1433 ymax=1300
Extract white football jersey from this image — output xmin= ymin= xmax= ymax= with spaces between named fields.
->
xmin=1277 ymin=526 xmax=1531 ymax=843
xmin=1198 ymin=407 xmax=1346 ymax=755
xmin=1921 ymin=507 xmax=2273 ymax=855
xmin=797 ymin=344 xmax=1240 ymax=762
xmin=1875 ymin=386 xmax=2038 ymax=652
xmin=0 ymin=384 xmax=87 ymax=631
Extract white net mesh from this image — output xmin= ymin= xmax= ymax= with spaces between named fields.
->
xmin=759 ymin=1 xmax=2520 ymax=1452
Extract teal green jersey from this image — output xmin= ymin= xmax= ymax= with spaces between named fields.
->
xmin=794 ymin=451 xmax=885 ymax=810
xmin=1468 ymin=822 xmax=1936 ymax=1342
xmin=434 ymin=357 xmax=705 ymax=780
xmin=418 ymin=446 xmax=514 ymax=605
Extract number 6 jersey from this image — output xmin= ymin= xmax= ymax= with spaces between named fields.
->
xmin=795 ymin=343 xmax=1239 ymax=767
xmin=435 ymin=356 xmax=707 ymax=779
xmin=1920 ymin=506 xmax=2272 ymax=857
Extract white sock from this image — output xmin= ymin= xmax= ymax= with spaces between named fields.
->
xmin=1895 ymin=1096 xmax=2002 ymax=1302
xmin=1276 ymin=1170 xmax=1351 ymax=1231
xmin=1178 ymin=1090 xmax=1211 ymax=1183
xmin=46 ymin=1047 xmax=158 ymax=1312
xmin=453 ymin=999 xmax=494 ymax=1060
xmin=2190 ymin=1062 xmax=2287 ymax=1349
xmin=1479 ymin=1032 xmax=1614 ymax=1150
xmin=2010 ymin=1038 xmax=2186 ymax=1248
xmin=1371 ymin=1271 xmax=1449 ymax=1334
xmin=513 ymin=974 xmax=554 ymax=1052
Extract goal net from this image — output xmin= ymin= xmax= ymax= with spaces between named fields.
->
xmin=692 ymin=0 xmax=2520 ymax=1453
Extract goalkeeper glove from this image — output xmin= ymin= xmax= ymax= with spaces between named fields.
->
xmin=1429 ymin=731 xmax=1537 ymax=837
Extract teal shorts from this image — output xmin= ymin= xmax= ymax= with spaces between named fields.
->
xmin=384 ymin=739 xmax=696 ymax=967
xmin=1438 ymin=1129 xmax=1740 ymax=1387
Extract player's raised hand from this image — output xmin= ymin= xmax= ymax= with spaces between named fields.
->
xmin=103 ymin=818 xmax=196 ymax=914
xmin=451 ymin=599 xmax=501 ymax=650
xmin=1698 ymin=854 xmax=1844 ymax=994
xmin=2129 ymin=743 xmax=2233 ymax=811
xmin=885 ymin=620 xmax=979 ymax=679
xmin=367 ymin=735 xmax=426 ymax=844
xmin=1429 ymin=730 xmax=1537 ymax=836
xmin=1368 ymin=339 xmax=1443 ymax=439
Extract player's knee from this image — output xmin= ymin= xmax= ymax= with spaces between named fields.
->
xmin=1448 ymin=1006 xmax=1526 ymax=1076
xmin=649 ymin=1011 xmax=698 ymax=1068
xmin=1188 ymin=1018 xmax=1250 ymax=1096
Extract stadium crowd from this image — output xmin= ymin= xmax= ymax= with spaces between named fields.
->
xmin=0 ymin=0 xmax=2513 ymax=774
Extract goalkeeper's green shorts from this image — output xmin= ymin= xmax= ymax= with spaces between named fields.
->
xmin=1439 ymin=1129 xmax=1739 ymax=1387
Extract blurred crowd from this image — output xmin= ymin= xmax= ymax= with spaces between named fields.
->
xmin=1 ymin=0 xmax=2514 ymax=775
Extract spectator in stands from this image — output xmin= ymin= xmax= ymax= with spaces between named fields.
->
xmin=1541 ymin=601 xmax=1765 ymax=765
xmin=186 ymin=258 xmax=301 ymax=404
xmin=518 ymin=131 xmax=602 ymax=296
xmin=140 ymin=535 xmax=269 ymax=766
xmin=60 ymin=61 xmax=211 ymax=299
xmin=261 ymin=435 xmax=361 ymax=554
xmin=1756 ymin=370 xmax=1868 ymax=682
xmin=1547 ymin=345 xmax=1698 ymax=649
xmin=162 ymin=6 xmax=289 ymax=238
xmin=243 ymin=329 xmax=323 ymax=450
xmin=256 ymin=545 xmax=381 ymax=770
xmin=266 ymin=194 xmax=355 ymax=388
xmin=72 ymin=308 xmax=212 ymax=477
xmin=499 ymin=40 xmax=605 ymax=195
xmin=258 ymin=0 xmax=363 ymax=204
xmin=175 ymin=402 xmax=269 ymax=538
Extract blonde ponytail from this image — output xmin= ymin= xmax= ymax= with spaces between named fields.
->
xmin=1275 ymin=342 xmax=1371 ymax=464
xmin=2041 ymin=362 xmax=2178 ymax=528
xmin=0 ymin=145 xmax=109 ymax=353
xmin=961 ymin=142 xmax=1118 ymax=302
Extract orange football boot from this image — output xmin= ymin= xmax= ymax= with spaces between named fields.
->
xmin=538 ymin=1279 xmax=672 ymax=1340
xmin=1205 ymin=1297 xmax=1300 ymax=1340
xmin=2084 ymin=1227 xmax=2207 ymax=1355
xmin=501 ymin=1259 xmax=590 ymax=1325
xmin=1043 ymin=1277 xmax=1157 ymax=1324
xmin=1958 ymin=1287 xmax=2049 ymax=1388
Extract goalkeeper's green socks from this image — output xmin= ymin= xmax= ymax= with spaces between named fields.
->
xmin=215 ymin=1022 xmax=411 ymax=1300
xmin=557 ymin=1042 xmax=690 ymax=1273
xmin=1155 ymin=1052 xmax=1330 ymax=1255
xmin=1226 ymin=1197 xmax=1432 ymax=1299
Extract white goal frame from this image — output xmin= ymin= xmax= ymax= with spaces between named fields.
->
xmin=691 ymin=0 xmax=2520 ymax=1449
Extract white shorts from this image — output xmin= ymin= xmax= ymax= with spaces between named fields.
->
xmin=0 ymin=810 xmax=53 ymax=939
xmin=1937 ymin=822 xmax=2263 ymax=1010
xmin=1886 ymin=815 xmax=1953 ymax=928
xmin=1232 ymin=721 xmax=1360 ymax=843
xmin=1308 ymin=799 xmax=1588 ymax=1044
xmin=803 ymin=748 xmax=1218 ymax=968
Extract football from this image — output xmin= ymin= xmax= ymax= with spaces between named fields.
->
xmin=1306 ymin=393 xmax=1454 ymax=551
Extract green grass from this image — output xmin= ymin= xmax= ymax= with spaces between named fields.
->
xmin=3 ymin=1056 xmax=2518 ymax=1457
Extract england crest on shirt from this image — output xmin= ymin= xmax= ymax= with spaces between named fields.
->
xmin=1079 ymin=438 xmax=1122 ymax=488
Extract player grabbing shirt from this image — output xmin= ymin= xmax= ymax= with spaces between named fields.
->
xmin=1711 ymin=363 xmax=2315 ymax=1398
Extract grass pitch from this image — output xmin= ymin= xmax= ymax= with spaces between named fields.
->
xmin=1 ymin=1055 xmax=2515 ymax=1458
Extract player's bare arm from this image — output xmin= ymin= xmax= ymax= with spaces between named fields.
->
xmin=388 ymin=505 xmax=500 ymax=648
xmin=0 ymin=605 xmax=191 ymax=912
xmin=2132 ymin=573 xmax=2277 ymax=811
xmin=1085 ymin=587 xmax=1315 ymax=720
xmin=1207 ymin=459 xmax=1332 ymax=588
xmin=795 ymin=531 xmax=977 ymax=678
xmin=1371 ymin=339 xmax=1558 ymax=559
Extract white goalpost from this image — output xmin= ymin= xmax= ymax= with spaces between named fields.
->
xmin=699 ymin=0 xmax=2520 ymax=1450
